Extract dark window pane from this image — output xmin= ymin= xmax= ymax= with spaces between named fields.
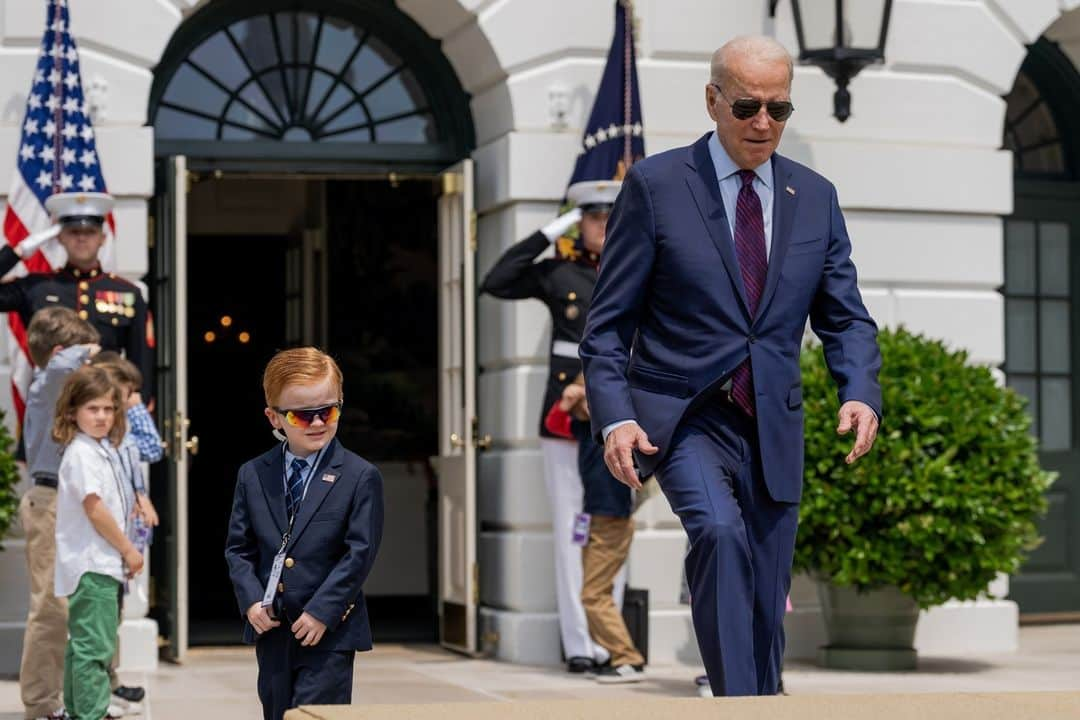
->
xmin=154 ymin=106 xmax=218 ymax=139
xmin=315 ymin=16 xmax=365 ymax=73
xmin=1039 ymin=222 xmax=1070 ymax=296
xmin=322 ymin=128 xmax=372 ymax=142
xmin=1006 ymin=298 xmax=1037 ymax=373
xmin=162 ymin=63 xmax=230 ymax=117
xmin=1008 ymin=376 xmax=1039 ymax=439
xmin=349 ymin=36 xmax=400 ymax=91
xmin=1041 ymin=378 xmax=1072 ymax=450
xmin=232 ymin=15 xmax=278 ymax=71
xmin=375 ymin=113 xmax=435 ymax=143
xmin=366 ymin=69 xmax=425 ymax=121
xmin=189 ymin=32 xmax=248 ymax=90
xmin=1004 ymin=220 xmax=1036 ymax=295
xmin=1039 ymin=300 xmax=1070 ymax=374
xmin=238 ymin=82 xmax=281 ymax=127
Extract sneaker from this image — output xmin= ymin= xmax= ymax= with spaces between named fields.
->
xmin=595 ymin=663 xmax=645 ymax=684
xmin=113 ymin=686 xmax=145 ymax=703
xmin=33 ymin=709 xmax=69 ymax=720
xmin=566 ymin=656 xmax=596 ymax=674
xmin=106 ymin=703 xmax=128 ymax=719
xmin=694 ymin=674 xmax=713 ymax=698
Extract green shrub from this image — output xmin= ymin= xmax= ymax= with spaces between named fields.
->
xmin=794 ymin=326 xmax=1054 ymax=608
xmin=0 ymin=412 xmax=21 ymax=547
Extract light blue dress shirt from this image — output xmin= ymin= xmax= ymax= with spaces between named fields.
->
xmin=707 ymin=131 xmax=774 ymax=259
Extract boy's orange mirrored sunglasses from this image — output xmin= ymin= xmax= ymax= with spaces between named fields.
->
xmin=274 ymin=403 xmax=342 ymax=428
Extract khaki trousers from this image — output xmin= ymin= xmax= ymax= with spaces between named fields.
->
xmin=19 ymin=485 xmax=68 ymax=719
xmin=581 ymin=515 xmax=644 ymax=667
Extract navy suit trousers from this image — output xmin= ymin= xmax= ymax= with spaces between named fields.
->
xmin=255 ymin=624 xmax=355 ymax=720
xmin=656 ymin=400 xmax=799 ymax=696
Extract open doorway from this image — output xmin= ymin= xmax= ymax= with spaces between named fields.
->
xmin=174 ymin=174 xmax=441 ymax=645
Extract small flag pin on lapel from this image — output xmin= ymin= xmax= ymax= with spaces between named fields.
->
xmin=786 ymin=186 xmax=796 ymax=196
xmin=322 ymin=473 xmax=336 ymax=484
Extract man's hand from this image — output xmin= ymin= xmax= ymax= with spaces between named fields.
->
xmin=135 ymin=492 xmax=159 ymax=527
xmin=247 ymin=602 xmax=280 ymax=635
xmin=837 ymin=401 xmax=879 ymax=465
xmin=291 ymin=611 xmax=327 ymax=647
xmin=15 ymin=225 xmax=60 ymax=259
xmin=604 ymin=422 xmax=658 ymax=490
xmin=122 ymin=546 xmax=144 ymax=578
xmin=558 ymin=384 xmax=586 ymax=412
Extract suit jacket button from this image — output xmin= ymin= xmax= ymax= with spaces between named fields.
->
xmin=277 ymin=582 xmax=285 ymax=592
xmin=748 ymin=335 xmax=757 ymax=344
xmin=284 ymin=558 xmax=294 ymax=568
xmin=557 ymin=372 xmax=567 ymax=381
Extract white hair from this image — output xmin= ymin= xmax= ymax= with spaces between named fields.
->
xmin=710 ymin=35 xmax=794 ymax=89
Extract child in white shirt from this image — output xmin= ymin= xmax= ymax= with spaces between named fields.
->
xmin=53 ymin=365 xmax=144 ymax=720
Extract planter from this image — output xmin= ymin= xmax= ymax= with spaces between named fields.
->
xmin=816 ymin=580 xmax=919 ymax=671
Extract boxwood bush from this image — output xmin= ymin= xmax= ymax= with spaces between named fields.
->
xmin=794 ymin=327 xmax=1054 ymax=608
xmin=0 ymin=412 xmax=21 ymax=547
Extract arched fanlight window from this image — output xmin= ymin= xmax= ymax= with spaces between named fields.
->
xmin=1004 ymin=70 xmax=1066 ymax=177
xmin=150 ymin=1 xmax=473 ymax=163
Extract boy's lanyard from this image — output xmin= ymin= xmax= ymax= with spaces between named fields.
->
xmin=262 ymin=445 xmax=324 ymax=609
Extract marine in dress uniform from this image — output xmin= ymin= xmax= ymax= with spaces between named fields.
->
xmin=479 ymin=179 xmax=623 ymax=672
xmin=0 ymin=192 xmax=154 ymax=398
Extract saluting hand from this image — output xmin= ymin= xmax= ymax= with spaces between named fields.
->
xmin=837 ymin=401 xmax=879 ymax=465
xmin=604 ymin=422 xmax=658 ymax=490
xmin=246 ymin=602 xmax=280 ymax=635
xmin=292 ymin=611 xmax=327 ymax=647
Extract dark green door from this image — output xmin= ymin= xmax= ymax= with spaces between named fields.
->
xmin=1005 ymin=183 xmax=1080 ymax=615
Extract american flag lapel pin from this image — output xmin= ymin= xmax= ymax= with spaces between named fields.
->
xmin=322 ymin=473 xmax=336 ymax=484
xmin=786 ymin=186 xmax=796 ymax=196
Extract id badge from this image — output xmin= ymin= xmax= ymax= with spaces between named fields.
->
xmin=261 ymin=551 xmax=286 ymax=608
xmin=571 ymin=512 xmax=591 ymax=546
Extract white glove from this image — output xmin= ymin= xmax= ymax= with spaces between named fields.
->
xmin=16 ymin=224 xmax=60 ymax=258
xmin=540 ymin=207 xmax=582 ymax=242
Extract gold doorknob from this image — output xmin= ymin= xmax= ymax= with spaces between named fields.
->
xmin=449 ymin=432 xmax=465 ymax=448
xmin=185 ymin=435 xmax=199 ymax=456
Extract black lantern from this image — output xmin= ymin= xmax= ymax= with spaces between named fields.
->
xmin=770 ymin=0 xmax=893 ymax=122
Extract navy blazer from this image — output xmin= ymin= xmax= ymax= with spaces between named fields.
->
xmin=581 ymin=133 xmax=882 ymax=503
xmin=224 ymin=438 xmax=384 ymax=650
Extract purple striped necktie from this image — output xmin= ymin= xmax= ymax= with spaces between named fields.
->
xmin=730 ymin=169 xmax=767 ymax=417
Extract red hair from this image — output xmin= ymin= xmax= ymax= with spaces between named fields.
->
xmin=262 ymin=347 xmax=343 ymax=406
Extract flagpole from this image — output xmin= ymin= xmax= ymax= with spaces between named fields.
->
xmin=50 ymin=0 xmax=63 ymax=193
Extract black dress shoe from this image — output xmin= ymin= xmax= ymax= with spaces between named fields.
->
xmin=113 ymin=685 xmax=146 ymax=703
xmin=566 ymin=656 xmax=596 ymax=674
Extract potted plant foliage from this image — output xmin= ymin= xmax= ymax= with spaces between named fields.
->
xmin=795 ymin=327 xmax=1053 ymax=670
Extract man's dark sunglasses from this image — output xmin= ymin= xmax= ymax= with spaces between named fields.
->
xmin=710 ymin=83 xmax=794 ymax=122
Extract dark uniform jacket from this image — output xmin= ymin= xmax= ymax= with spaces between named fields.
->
xmin=0 ymin=246 xmax=154 ymax=397
xmin=224 ymin=438 xmax=385 ymax=651
xmin=480 ymin=231 xmax=598 ymax=438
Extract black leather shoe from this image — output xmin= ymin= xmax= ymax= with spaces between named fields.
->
xmin=113 ymin=685 xmax=146 ymax=703
xmin=566 ymin=656 xmax=596 ymax=674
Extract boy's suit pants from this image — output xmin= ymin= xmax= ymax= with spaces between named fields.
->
xmin=255 ymin=626 xmax=354 ymax=720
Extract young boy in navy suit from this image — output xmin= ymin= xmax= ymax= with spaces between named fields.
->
xmin=225 ymin=347 xmax=384 ymax=720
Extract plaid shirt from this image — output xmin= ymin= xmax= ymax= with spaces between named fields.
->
xmin=126 ymin=403 xmax=164 ymax=464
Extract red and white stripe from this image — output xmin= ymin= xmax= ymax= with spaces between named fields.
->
xmin=2 ymin=170 xmax=115 ymax=424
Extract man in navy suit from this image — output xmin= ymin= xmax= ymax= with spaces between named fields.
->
xmin=580 ymin=35 xmax=882 ymax=697
xmin=226 ymin=348 xmax=384 ymax=720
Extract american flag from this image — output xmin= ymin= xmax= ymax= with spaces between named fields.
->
xmin=4 ymin=0 xmax=115 ymax=423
